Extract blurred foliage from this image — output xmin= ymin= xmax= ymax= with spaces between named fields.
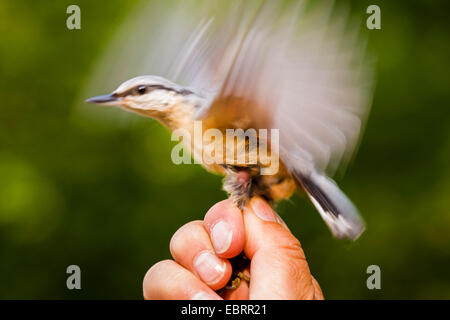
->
xmin=0 ymin=0 xmax=449 ymax=299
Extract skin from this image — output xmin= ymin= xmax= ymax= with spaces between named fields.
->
xmin=143 ymin=197 xmax=324 ymax=300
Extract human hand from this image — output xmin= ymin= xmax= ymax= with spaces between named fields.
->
xmin=143 ymin=197 xmax=323 ymax=300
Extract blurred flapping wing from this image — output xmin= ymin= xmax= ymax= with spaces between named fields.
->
xmin=193 ymin=1 xmax=373 ymax=178
xmin=187 ymin=0 xmax=374 ymax=240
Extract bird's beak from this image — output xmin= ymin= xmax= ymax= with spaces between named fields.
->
xmin=85 ymin=94 xmax=121 ymax=105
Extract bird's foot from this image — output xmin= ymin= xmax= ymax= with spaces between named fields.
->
xmin=223 ymin=169 xmax=252 ymax=210
xmin=223 ymin=253 xmax=251 ymax=290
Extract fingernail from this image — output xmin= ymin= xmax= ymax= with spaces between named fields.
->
xmin=250 ymin=197 xmax=277 ymax=222
xmin=210 ymin=220 xmax=233 ymax=254
xmin=191 ymin=291 xmax=220 ymax=300
xmin=194 ymin=251 xmax=226 ymax=285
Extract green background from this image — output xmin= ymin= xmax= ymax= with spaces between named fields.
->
xmin=0 ymin=0 xmax=449 ymax=299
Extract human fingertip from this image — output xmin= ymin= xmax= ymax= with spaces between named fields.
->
xmin=249 ymin=197 xmax=277 ymax=222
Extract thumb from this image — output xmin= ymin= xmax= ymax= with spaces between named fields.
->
xmin=243 ymin=197 xmax=321 ymax=300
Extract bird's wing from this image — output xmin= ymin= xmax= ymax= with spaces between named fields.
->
xmin=193 ymin=0 xmax=374 ymax=241
xmin=165 ymin=1 xmax=263 ymax=101
xmin=194 ymin=1 xmax=374 ymax=178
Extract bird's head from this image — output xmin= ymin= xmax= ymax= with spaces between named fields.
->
xmin=86 ymin=75 xmax=198 ymax=127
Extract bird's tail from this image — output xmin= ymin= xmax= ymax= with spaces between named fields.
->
xmin=294 ymin=170 xmax=365 ymax=241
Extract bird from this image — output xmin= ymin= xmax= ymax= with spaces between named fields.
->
xmin=86 ymin=0 xmax=373 ymax=242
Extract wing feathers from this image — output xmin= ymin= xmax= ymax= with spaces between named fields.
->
xmin=295 ymin=170 xmax=365 ymax=240
xmin=192 ymin=0 xmax=373 ymax=176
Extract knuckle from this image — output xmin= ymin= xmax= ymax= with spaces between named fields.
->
xmin=276 ymin=232 xmax=304 ymax=257
xmin=273 ymin=235 xmax=310 ymax=283
xmin=284 ymin=256 xmax=306 ymax=280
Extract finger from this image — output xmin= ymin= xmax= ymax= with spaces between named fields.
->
xmin=170 ymin=221 xmax=232 ymax=290
xmin=143 ymin=260 xmax=222 ymax=300
xmin=243 ymin=197 xmax=317 ymax=300
xmin=203 ymin=199 xmax=245 ymax=259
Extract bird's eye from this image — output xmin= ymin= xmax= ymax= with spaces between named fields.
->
xmin=136 ymin=85 xmax=147 ymax=95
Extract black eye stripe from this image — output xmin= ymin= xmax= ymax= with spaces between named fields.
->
xmin=116 ymin=84 xmax=193 ymax=97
